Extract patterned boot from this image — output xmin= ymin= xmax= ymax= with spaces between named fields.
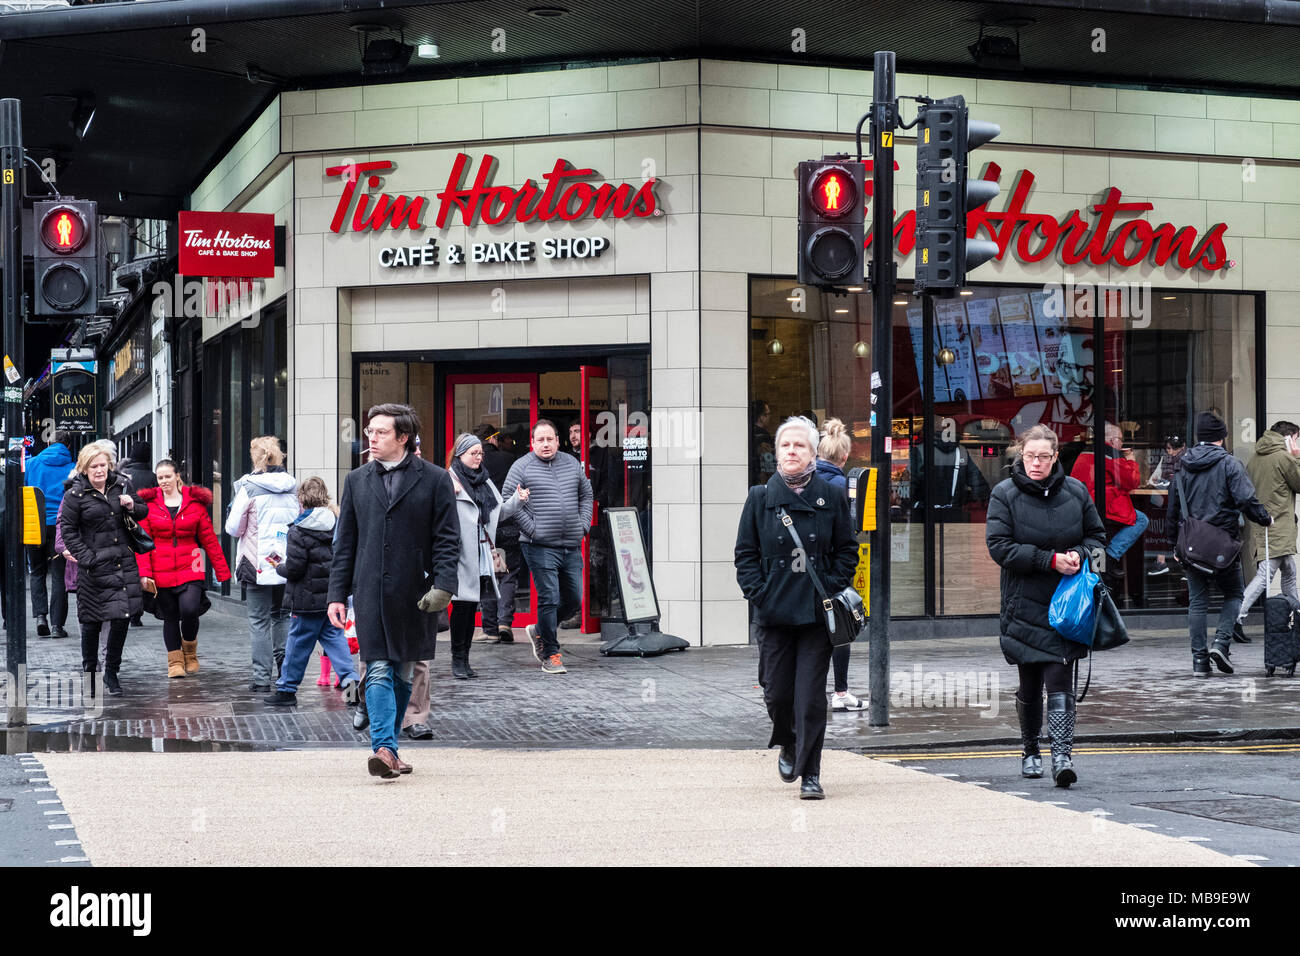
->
xmin=1047 ymin=691 xmax=1077 ymax=788
xmin=1015 ymin=692 xmax=1043 ymax=778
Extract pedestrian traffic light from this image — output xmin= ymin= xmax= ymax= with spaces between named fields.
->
xmin=33 ymin=198 xmax=98 ymax=319
xmin=914 ymin=97 xmax=1000 ymax=294
xmin=797 ymin=159 xmax=866 ymax=288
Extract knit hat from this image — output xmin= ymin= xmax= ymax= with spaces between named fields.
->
xmin=452 ymin=432 xmax=482 ymax=458
xmin=1196 ymin=411 xmax=1228 ymax=443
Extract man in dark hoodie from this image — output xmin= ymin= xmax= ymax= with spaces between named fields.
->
xmin=119 ymin=441 xmax=158 ymax=493
xmin=1166 ymin=412 xmax=1272 ymax=676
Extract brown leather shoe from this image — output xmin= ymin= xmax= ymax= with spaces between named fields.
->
xmin=367 ymin=747 xmax=401 ymax=779
xmin=394 ymin=755 xmax=413 ymax=775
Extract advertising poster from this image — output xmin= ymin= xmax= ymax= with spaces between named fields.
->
xmin=905 ymin=305 xmax=936 ymax=396
xmin=606 ymin=507 xmax=659 ymax=623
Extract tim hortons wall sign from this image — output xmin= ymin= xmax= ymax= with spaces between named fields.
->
xmin=866 ymin=159 xmax=1229 ymax=272
xmin=325 ymin=154 xmax=660 ymax=234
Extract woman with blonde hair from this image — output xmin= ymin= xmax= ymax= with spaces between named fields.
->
xmin=225 ymin=435 xmax=298 ymax=690
xmin=59 ymin=439 xmax=149 ymax=696
xmin=814 ymin=418 xmax=867 ymax=712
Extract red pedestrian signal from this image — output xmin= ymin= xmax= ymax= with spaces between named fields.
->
xmin=40 ymin=205 xmax=89 ymax=254
xmin=797 ymin=160 xmax=866 ymax=287
xmin=810 ymin=168 xmax=856 ymax=218
xmin=33 ymin=199 xmax=98 ymax=319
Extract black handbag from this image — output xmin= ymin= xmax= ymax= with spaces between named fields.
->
xmin=121 ymin=511 xmax=155 ymax=555
xmin=1173 ymin=473 xmax=1240 ymax=574
xmin=776 ymin=506 xmax=864 ymax=647
xmin=1076 ymin=581 xmax=1130 ymax=701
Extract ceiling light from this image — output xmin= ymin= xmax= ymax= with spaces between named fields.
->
xmin=527 ymin=6 xmax=570 ymax=16
xmin=834 ymin=308 xmax=849 ymax=314
xmin=959 ymin=290 xmax=973 ymax=296
xmin=767 ymin=339 xmax=784 ymax=356
xmin=1162 ymin=295 xmax=1177 ymax=300
xmin=418 ymin=43 xmax=440 ymax=59
xmin=893 ymin=300 xmax=907 ymax=306
xmin=853 ymin=342 xmax=869 ymax=358
xmin=937 ymin=347 xmax=956 ymax=366
xmin=846 ymin=286 xmax=863 ymax=292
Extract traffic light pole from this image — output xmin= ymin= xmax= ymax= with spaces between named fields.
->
xmin=868 ymin=52 xmax=895 ymax=728
xmin=2 ymin=98 xmax=27 ymax=727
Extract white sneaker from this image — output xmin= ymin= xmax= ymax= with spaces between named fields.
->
xmin=831 ymin=691 xmax=867 ymax=711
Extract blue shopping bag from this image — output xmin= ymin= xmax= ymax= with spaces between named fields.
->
xmin=1048 ymin=563 xmax=1100 ymax=646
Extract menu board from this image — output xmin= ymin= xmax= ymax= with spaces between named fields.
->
xmin=935 ymin=298 xmax=980 ymax=403
xmin=1031 ymin=289 xmax=1068 ymax=396
xmin=965 ymin=297 xmax=1007 ymax=400
xmin=997 ymin=293 xmax=1047 ymax=396
xmin=905 ymin=306 xmax=933 ymax=396
xmin=606 ymin=507 xmax=659 ymax=623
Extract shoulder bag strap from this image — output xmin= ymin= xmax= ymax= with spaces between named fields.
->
xmin=776 ymin=506 xmax=832 ymax=605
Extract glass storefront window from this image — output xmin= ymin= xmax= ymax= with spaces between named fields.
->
xmin=749 ymin=277 xmax=1260 ymax=618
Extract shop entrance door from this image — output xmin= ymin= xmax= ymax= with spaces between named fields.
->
xmin=445 ymin=372 xmax=539 ymax=626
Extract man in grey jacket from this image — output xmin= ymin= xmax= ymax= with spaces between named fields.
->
xmin=501 ymin=419 xmax=593 ymax=674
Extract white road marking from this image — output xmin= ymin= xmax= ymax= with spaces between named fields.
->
xmin=1177 ymin=836 xmax=1212 ymax=842
xmin=47 ymin=824 xmax=74 ymax=830
xmin=54 ymin=840 xmax=81 ymax=847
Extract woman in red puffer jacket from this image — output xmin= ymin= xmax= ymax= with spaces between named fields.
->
xmin=135 ymin=459 xmax=231 ymax=678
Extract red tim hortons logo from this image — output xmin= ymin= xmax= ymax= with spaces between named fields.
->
xmin=325 ymin=153 xmax=660 ymax=234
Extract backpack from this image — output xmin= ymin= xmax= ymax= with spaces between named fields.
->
xmin=1173 ymin=472 xmax=1241 ymax=574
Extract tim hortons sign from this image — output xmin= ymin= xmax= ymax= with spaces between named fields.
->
xmin=326 ymin=153 xmax=659 ymax=270
xmin=325 ymin=154 xmax=660 ymax=233
xmin=869 ymin=159 xmax=1229 ymax=272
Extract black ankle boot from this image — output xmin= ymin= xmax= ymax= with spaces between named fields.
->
xmin=102 ymin=668 xmax=122 ymax=696
xmin=1015 ymin=692 xmax=1043 ymax=778
xmin=451 ymin=657 xmax=470 ymax=680
xmin=1047 ymin=691 xmax=1077 ymax=788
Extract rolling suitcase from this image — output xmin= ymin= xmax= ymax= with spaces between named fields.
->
xmin=1261 ymin=534 xmax=1300 ymax=677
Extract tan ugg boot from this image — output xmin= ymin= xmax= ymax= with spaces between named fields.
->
xmin=167 ymin=650 xmax=187 ymax=679
xmin=181 ymin=639 xmax=199 ymax=675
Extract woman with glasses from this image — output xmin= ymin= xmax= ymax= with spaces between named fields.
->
xmin=986 ymin=424 xmax=1106 ymax=788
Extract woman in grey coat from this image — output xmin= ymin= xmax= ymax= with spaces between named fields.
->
xmin=446 ymin=432 xmax=524 ymax=678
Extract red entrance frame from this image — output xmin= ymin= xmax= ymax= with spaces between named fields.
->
xmin=579 ymin=364 xmax=607 ymax=634
xmin=444 ymin=372 xmax=539 ymax=627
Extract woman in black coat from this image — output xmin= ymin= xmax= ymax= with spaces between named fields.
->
xmin=59 ymin=441 xmax=148 ymax=697
xmin=986 ymin=424 xmax=1106 ymax=788
xmin=735 ymin=416 xmax=859 ymax=799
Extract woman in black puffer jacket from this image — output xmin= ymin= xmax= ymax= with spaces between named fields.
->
xmin=986 ymin=425 xmax=1106 ymax=788
xmin=59 ymin=440 xmax=149 ymax=697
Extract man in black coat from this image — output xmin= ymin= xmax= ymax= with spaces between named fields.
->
xmin=1165 ymin=411 xmax=1272 ymax=676
xmin=328 ymin=403 xmax=460 ymax=779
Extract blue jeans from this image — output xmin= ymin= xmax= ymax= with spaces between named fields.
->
xmin=276 ymin=612 xmax=357 ymax=694
xmin=1186 ymin=560 xmax=1244 ymax=659
xmin=521 ymin=542 xmax=583 ymax=657
xmin=365 ymin=659 xmax=416 ymax=755
xmin=1106 ymin=509 xmax=1149 ymax=560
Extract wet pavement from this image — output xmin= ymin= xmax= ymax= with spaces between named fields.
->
xmin=2 ymin=597 xmax=1298 ymax=752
